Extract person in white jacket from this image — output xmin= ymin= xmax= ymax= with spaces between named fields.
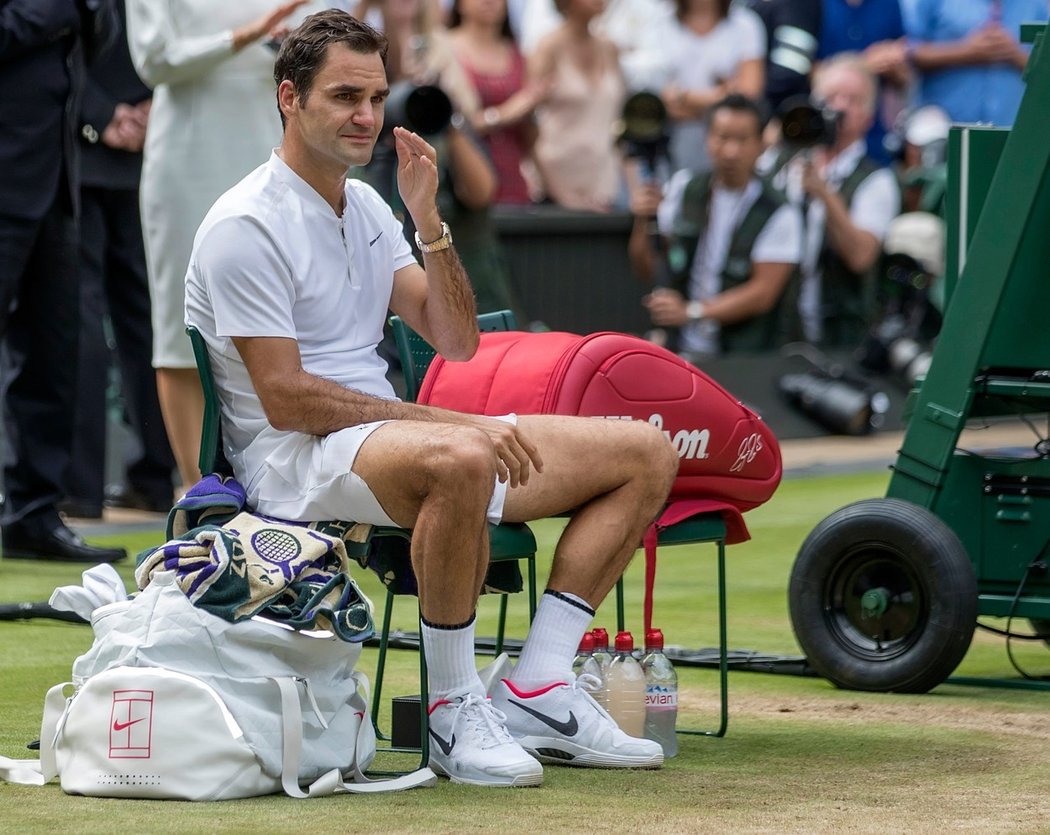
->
xmin=125 ymin=0 xmax=318 ymax=496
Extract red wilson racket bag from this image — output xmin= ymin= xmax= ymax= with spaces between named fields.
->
xmin=417 ymin=330 xmax=782 ymax=540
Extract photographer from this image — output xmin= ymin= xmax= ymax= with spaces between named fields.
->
xmin=764 ymin=54 xmax=900 ymax=348
xmin=630 ymin=94 xmax=802 ymax=359
xmin=363 ymin=82 xmax=522 ymax=317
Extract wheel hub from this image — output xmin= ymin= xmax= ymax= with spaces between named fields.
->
xmin=825 ymin=547 xmax=927 ymax=660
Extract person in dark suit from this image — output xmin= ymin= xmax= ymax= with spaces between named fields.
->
xmin=0 ymin=0 xmax=126 ymax=562
xmin=65 ymin=0 xmax=175 ymax=519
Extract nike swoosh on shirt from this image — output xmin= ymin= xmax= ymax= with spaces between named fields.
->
xmin=508 ymin=701 xmax=578 ymax=737
xmin=429 ymin=728 xmax=456 ymax=756
xmin=112 ymin=717 xmax=145 ymax=732
xmin=368 ymin=231 xmax=383 ymax=246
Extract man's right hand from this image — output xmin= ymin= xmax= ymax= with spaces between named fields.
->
xmin=466 ymin=415 xmax=544 ymax=489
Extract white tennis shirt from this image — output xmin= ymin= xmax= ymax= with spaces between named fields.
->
xmin=185 ymin=151 xmax=418 ymax=485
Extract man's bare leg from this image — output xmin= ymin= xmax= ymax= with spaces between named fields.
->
xmin=351 ymin=421 xmax=495 ymax=623
xmin=503 ymin=414 xmax=679 ymax=606
xmin=351 ymin=420 xmax=545 ymax=786
xmin=494 ymin=414 xmax=674 ymax=768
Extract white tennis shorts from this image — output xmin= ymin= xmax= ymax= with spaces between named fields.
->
xmin=245 ymin=416 xmax=515 ymax=526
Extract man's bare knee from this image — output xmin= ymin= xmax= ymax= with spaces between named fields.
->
xmin=422 ymin=427 xmax=498 ymax=504
xmin=624 ymin=419 xmax=678 ymax=499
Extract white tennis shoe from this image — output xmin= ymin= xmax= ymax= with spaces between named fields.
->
xmin=491 ymin=676 xmax=664 ymax=769
xmin=427 ymin=689 xmax=544 ymax=787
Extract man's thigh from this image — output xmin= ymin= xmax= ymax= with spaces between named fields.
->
xmin=350 ymin=419 xmax=494 ymax=528
xmin=500 ymin=414 xmax=669 ymax=523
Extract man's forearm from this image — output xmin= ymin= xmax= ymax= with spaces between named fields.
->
xmin=822 ymin=190 xmax=880 ymax=273
xmin=416 ymin=245 xmax=479 ymax=361
xmin=263 ymin=365 xmax=481 ymax=437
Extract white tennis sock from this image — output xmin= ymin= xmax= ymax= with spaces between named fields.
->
xmin=510 ymin=590 xmax=595 ymax=690
xmin=421 ymin=615 xmax=485 ymax=702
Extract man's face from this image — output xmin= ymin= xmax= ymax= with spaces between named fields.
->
xmin=707 ymin=107 xmax=764 ymax=189
xmin=815 ymin=66 xmax=873 ymax=148
xmin=283 ymin=43 xmax=389 ymax=171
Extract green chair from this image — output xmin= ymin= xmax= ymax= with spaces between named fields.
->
xmin=186 ymin=321 xmax=538 ymax=768
xmin=392 ymin=313 xmax=732 ymax=738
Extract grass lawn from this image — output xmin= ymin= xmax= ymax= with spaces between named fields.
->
xmin=2 ymin=469 xmax=1050 ymax=833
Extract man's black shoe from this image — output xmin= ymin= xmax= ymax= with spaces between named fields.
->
xmin=103 ymin=483 xmax=171 ymax=514
xmin=2 ymin=523 xmax=127 ymax=563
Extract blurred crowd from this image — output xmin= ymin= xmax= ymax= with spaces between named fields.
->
xmin=0 ymin=0 xmax=1045 ymax=559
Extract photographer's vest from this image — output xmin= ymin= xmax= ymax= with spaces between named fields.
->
xmin=764 ymin=150 xmax=881 ymax=347
xmin=667 ymin=172 xmax=792 ymax=353
xmin=817 ymin=156 xmax=881 ymax=347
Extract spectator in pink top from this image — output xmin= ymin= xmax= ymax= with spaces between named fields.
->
xmin=449 ymin=0 xmax=547 ymax=203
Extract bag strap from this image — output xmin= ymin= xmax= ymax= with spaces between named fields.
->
xmin=273 ymin=677 xmax=435 ymax=796
xmin=0 ymin=681 xmax=72 ymax=786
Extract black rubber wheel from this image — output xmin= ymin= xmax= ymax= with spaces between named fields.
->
xmin=789 ymin=497 xmax=977 ymax=693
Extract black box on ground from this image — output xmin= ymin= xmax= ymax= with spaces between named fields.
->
xmin=391 ymin=695 xmax=422 ymax=749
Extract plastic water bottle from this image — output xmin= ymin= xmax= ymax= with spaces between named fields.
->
xmin=642 ymin=628 xmax=678 ymax=757
xmin=572 ymin=632 xmax=606 ymax=707
xmin=604 ymin=631 xmax=646 ymax=736
xmin=591 ymin=627 xmax=613 ymax=676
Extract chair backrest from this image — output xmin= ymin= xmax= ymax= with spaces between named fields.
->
xmin=186 ymin=325 xmax=232 ymax=476
xmin=390 ymin=310 xmax=518 ymax=402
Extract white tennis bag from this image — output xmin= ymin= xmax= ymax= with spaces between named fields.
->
xmin=3 ymin=570 xmax=434 ymax=799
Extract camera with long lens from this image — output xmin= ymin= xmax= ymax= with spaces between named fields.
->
xmin=777 ymin=95 xmax=841 ymax=150
xmin=779 ymin=368 xmax=889 ymax=436
xmin=856 ymin=313 xmax=933 ymax=389
xmin=856 ymin=212 xmax=943 ymax=388
xmin=381 ymin=81 xmax=453 ymax=139
xmin=616 ymin=91 xmax=671 ymax=178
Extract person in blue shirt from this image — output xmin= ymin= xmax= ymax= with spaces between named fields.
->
xmin=904 ymin=0 xmax=1048 ymax=126
xmin=817 ymin=0 xmax=909 ymax=164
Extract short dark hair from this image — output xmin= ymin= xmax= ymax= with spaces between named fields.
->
xmin=273 ymin=10 xmax=388 ymax=125
xmin=675 ymin=0 xmax=730 ymax=22
xmin=705 ymin=93 xmax=768 ymax=136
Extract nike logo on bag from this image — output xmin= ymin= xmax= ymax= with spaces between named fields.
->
xmin=429 ymin=728 xmax=456 ymax=756
xmin=112 ymin=718 xmax=145 ymax=732
xmin=509 ymin=701 xmax=578 ymax=736
xmin=368 ymin=231 xmax=383 ymax=246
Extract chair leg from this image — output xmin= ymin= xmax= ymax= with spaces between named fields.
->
xmin=495 ymin=594 xmax=509 ymax=656
xmin=677 ymin=538 xmax=729 ymax=738
xmin=371 ymin=588 xmax=397 ymax=740
xmin=615 ymin=576 xmax=626 ymax=632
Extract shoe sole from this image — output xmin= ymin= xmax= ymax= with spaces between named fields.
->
xmin=429 ymin=759 xmax=544 ymax=787
xmin=516 ymin=736 xmax=664 ymax=769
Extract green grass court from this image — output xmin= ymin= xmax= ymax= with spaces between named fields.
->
xmin=3 ymin=469 xmax=1050 ymax=833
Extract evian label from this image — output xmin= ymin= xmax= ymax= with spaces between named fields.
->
xmin=645 ymin=687 xmax=678 ymax=710
xmin=598 ymin=413 xmax=710 ymax=460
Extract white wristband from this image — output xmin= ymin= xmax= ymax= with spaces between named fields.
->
xmin=686 ymin=300 xmax=706 ymax=322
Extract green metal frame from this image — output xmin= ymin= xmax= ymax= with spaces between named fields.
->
xmin=886 ymin=25 xmax=1050 ymax=633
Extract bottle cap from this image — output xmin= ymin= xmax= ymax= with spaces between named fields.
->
xmin=645 ymin=628 xmax=664 ymax=651
xmin=577 ymin=632 xmax=596 ymax=653
xmin=591 ymin=627 xmax=609 ymax=649
xmin=614 ymin=630 xmax=635 ymax=652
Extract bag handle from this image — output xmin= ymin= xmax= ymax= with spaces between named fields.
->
xmin=0 ymin=681 xmax=73 ymax=786
xmin=273 ymin=677 xmax=435 ymax=796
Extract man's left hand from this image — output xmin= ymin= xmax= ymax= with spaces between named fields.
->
xmin=394 ymin=126 xmax=440 ymax=231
